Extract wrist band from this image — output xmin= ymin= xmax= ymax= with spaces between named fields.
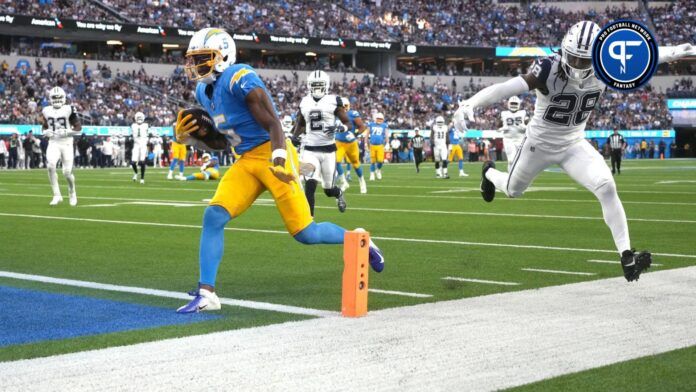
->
xmin=271 ymin=148 xmax=287 ymax=161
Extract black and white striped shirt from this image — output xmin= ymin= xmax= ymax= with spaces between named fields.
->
xmin=412 ymin=135 xmax=425 ymax=149
xmin=607 ymin=134 xmax=625 ymax=150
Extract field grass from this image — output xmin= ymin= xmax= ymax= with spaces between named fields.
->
xmin=0 ymin=158 xmax=694 ymax=369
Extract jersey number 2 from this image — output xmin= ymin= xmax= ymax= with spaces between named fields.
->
xmin=543 ymin=91 xmax=600 ymax=126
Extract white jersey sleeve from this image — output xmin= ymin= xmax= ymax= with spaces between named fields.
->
xmin=526 ymin=55 xmax=606 ymax=147
xmin=300 ymin=94 xmax=343 ymax=147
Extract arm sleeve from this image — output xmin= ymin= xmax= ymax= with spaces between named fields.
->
xmin=467 ymin=76 xmax=530 ymax=109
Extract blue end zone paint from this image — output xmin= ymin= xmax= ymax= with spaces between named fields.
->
xmin=0 ymin=286 xmax=220 ymax=347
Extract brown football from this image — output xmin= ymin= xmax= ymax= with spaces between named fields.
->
xmin=180 ymin=107 xmax=216 ymax=138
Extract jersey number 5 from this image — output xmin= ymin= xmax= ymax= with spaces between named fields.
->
xmin=543 ymin=91 xmax=601 ymax=126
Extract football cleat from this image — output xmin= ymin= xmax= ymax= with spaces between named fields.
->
xmin=480 ymin=161 xmax=496 ymax=202
xmin=176 ymin=288 xmax=221 ymax=313
xmin=132 ymin=174 xmax=138 ymax=182
xmin=167 ymin=171 xmax=173 ymax=180
xmin=140 ymin=179 xmax=145 ymax=184
xmin=621 ymin=249 xmax=652 ymax=282
xmin=376 ymin=170 xmax=382 ymax=180
xmin=339 ymin=177 xmax=350 ymax=192
xmin=369 ymin=172 xmax=375 ymax=181
xmin=69 ymin=191 xmax=77 ymax=207
xmin=49 ymin=195 xmax=63 ymax=206
xmin=359 ymin=177 xmax=367 ymax=194
xmin=459 ymin=170 xmax=469 ymax=177
xmin=346 ymin=172 xmax=352 ymax=182
xmin=354 ymin=228 xmax=384 ymax=273
xmin=337 ymin=190 xmax=347 ymax=213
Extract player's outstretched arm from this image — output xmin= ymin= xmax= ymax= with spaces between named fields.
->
xmin=455 ymin=76 xmax=531 ymax=126
xmin=68 ymin=108 xmax=82 ymax=134
xmin=335 ymin=106 xmax=351 ymax=128
xmin=659 ymin=43 xmax=695 ymax=64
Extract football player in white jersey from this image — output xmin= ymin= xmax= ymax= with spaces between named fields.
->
xmin=130 ymin=112 xmax=149 ymax=184
xmin=281 ymin=115 xmax=294 ymax=139
xmin=456 ymin=21 xmax=695 ymax=281
xmin=150 ymin=131 xmax=164 ymax=168
xmin=42 ymin=87 xmax=81 ymax=206
xmin=431 ymin=116 xmax=450 ymax=179
xmin=498 ymin=96 xmax=527 ymax=162
xmin=293 ymin=70 xmax=350 ymax=216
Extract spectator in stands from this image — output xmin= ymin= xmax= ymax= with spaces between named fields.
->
xmin=0 ymin=136 xmax=7 ymax=168
xmin=640 ymin=139 xmax=647 ymax=158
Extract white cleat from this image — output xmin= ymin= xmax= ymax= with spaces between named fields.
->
xmin=376 ymin=170 xmax=382 ymax=180
xmin=359 ymin=177 xmax=367 ymax=194
xmin=69 ymin=191 xmax=77 ymax=207
xmin=140 ymin=179 xmax=145 ymax=184
xmin=49 ymin=195 xmax=63 ymax=206
xmin=167 ymin=171 xmax=173 ymax=180
xmin=369 ymin=172 xmax=375 ymax=181
xmin=340 ymin=178 xmax=350 ymax=192
xmin=132 ymin=174 xmax=138 ymax=182
xmin=176 ymin=288 xmax=222 ymax=313
xmin=459 ymin=170 xmax=469 ymax=177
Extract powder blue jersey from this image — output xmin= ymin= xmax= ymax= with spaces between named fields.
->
xmin=195 ymin=64 xmax=274 ymax=154
xmin=335 ymin=109 xmax=361 ymax=143
xmin=368 ymin=122 xmax=388 ymax=145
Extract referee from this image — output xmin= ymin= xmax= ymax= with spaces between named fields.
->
xmin=607 ymin=129 xmax=626 ymax=175
xmin=411 ymin=128 xmax=425 ymax=173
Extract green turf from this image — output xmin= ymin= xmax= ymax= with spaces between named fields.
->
xmin=0 ymin=159 xmax=694 ymax=362
xmin=508 ymin=345 xmax=696 ymax=391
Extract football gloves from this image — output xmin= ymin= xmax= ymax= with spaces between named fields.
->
xmin=454 ymin=100 xmax=475 ymax=130
xmin=175 ymin=110 xmax=199 ymax=142
xmin=269 ymin=164 xmax=297 ymax=184
xmin=660 ymin=43 xmax=696 ymax=64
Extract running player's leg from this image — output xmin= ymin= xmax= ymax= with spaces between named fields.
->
xmin=346 ymin=142 xmax=366 ymax=193
xmin=560 ymin=141 xmax=630 ymax=254
xmin=320 ymin=151 xmax=346 ymax=212
xmin=60 ymin=143 xmax=77 ymax=205
xmin=46 ymin=142 xmax=61 ymax=201
xmin=301 ymin=150 xmax=321 ymax=216
xmin=486 ymin=137 xmax=550 ymax=198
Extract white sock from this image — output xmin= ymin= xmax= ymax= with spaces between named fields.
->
xmin=594 ymin=182 xmax=631 ymax=254
xmin=65 ymin=172 xmax=76 ymax=194
xmin=48 ymin=166 xmax=60 ymax=196
xmin=485 ymin=168 xmax=509 ymax=196
xmin=444 ymin=167 xmax=448 ymax=176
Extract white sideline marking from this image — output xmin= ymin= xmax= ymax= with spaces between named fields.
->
xmin=368 ymin=288 xmax=432 ymax=298
xmin=431 ymin=186 xmax=577 ymax=194
xmin=442 ymin=277 xmax=521 ymax=286
xmin=655 ymin=180 xmax=696 ymax=184
xmin=522 ymin=268 xmax=596 ymax=276
xmin=0 ymin=271 xmax=335 ymax=318
xmin=3 ymin=267 xmax=695 ymax=391
xmin=588 ymin=259 xmax=663 ymax=267
xmin=2 ymin=212 xmax=696 ymax=259
xmin=1 ymin=192 xmax=693 ymax=224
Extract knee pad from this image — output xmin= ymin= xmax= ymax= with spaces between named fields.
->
xmin=62 ymin=168 xmax=72 ymax=177
xmin=594 ymin=179 xmax=617 ymax=198
xmin=202 ymin=205 xmax=231 ymax=229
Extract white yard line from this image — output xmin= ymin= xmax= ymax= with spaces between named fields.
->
xmin=368 ymin=288 xmax=432 ymax=298
xmin=2 ymin=212 xmax=696 ymax=259
xmin=355 ymin=193 xmax=696 ymax=206
xmin=442 ymin=277 xmax=521 ymax=286
xmin=522 ymin=268 xmax=596 ymax=276
xmin=1 ymin=192 xmax=693 ymax=224
xmin=588 ymin=259 xmax=663 ymax=267
xmin=1 ymin=267 xmax=695 ymax=391
xmin=0 ymin=271 xmax=335 ymax=318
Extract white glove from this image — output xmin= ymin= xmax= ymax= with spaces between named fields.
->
xmin=660 ymin=43 xmax=696 ymax=64
xmin=55 ymin=128 xmax=68 ymax=137
xmin=43 ymin=130 xmax=55 ymax=138
xmin=454 ymin=100 xmax=475 ymax=131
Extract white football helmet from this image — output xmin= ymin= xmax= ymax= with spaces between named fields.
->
xmin=201 ymin=153 xmax=211 ymax=163
xmin=135 ymin=112 xmax=145 ymax=124
xmin=281 ymin=115 xmax=293 ymax=128
xmin=185 ymin=28 xmax=236 ymax=84
xmin=341 ymin=96 xmax=350 ymax=110
xmin=435 ymin=115 xmax=445 ymax=126
xmin=49 ymin=87 xmax=66 ymax=109
xmin=375 ymin=112 xmax=385 ymax=123
xmin=507 ymin=96 xmax=521 ymax=112
xmin=307 ymin=70 xmax=330 ymax=99
xmin=561 ymin=21 xmax=600 ymax=82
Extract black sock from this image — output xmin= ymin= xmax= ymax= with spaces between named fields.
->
xmin=443 ymin=161 xmax=448 ymax=168
xmin=140 ymin=162 xmax=146 ymax=179
xmin=305 ymin=179 xmax=317 ymax=216
xmin=435 ymin=162 xmax=440 ymax=169
xmin=324 ymin=186 xmax=341 ymax=198
xmin=131 ymin=162 xmax=138 ymax=174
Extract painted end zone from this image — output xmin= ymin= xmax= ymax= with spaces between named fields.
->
xmin=0 ymin=286 xmax=219 ymax=347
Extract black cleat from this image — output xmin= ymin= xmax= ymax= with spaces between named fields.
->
xmin=621 ymin=249 xmax=652 ymax=282
xmin=480 ymin=161 xmax=496 ymax=202
xmin=337 ymin=190 xmax=347 ymax=213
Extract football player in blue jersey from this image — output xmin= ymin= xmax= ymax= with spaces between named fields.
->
xmin=335 ymin=97 xmax=368 ymax=193
xmin=174 ymin=28 xmax=385 ymax=313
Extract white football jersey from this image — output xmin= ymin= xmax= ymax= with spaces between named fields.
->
xmin=527 ymin=54 xmax=606 ymax=146
xmin=131 ymin=122 xmax=149 ymax=145
xmin=150 ymin=135 xmax=163 ymax=150
xmin=500 ymin=109 xmax=527 ymax=140
xmin=42 ymin=105 xmax=76 ymax=142
xmin=299 ymin=94 xmax=343 ymax=147
xmin=431 ymin=124 xmax=448 ymax=147
xmin=282 ymin=124 xmax=294 ymax=139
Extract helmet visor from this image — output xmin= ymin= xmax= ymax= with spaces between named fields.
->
xmin=566 ymin=52 xmax=592 ymax=70
xmin=185 ymin=49 xmax=222 ymax=81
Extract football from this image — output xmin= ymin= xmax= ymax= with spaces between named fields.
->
xmin=180 ymin=107 xmax=216 ymax=139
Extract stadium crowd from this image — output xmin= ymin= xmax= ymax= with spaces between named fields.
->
xmin=1 ymin=1 xmax=693 ymax=46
